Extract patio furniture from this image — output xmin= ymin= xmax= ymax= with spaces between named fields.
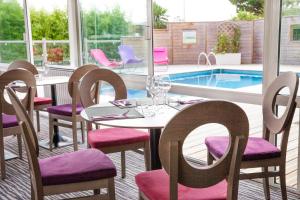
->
xmin=0 ymin=69 xmax=36 ymax=179
xmin=8 ymin=60 xmax=52 ymax=133
xmin=81 ymin=97 xmax=179 ymax=170
xmin=154 ymin=47 xmax=168 ymax=65
xmin=205 ymin=72 xmax=299 ymax=200
xmin=7 ymin=87 xmax=116 ymax=200
xmin=135 ymin=101 xmax=249 ymax=200
xmin=47 ymin=65 xmax=98 ymax=151
xmin=118 ymin=45 xmax=143 ymax=65
xmin=79 ymin=68 xmax=150 ymax=178
xmin=90 ymin=49 xmax=121 ymax=67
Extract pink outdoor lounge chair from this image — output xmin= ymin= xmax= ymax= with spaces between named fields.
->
xmin=154 ymin=47 xmax=169 ymax=65
xmin=90 ymin=49 xmax=121 ymax=68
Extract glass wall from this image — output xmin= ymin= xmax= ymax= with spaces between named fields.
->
xmin=28 ymin=0 xmax=70 ymax=67
xmin=0 ymin=0 xmax=27 ymax=64
xmin=279 ymin=0 xmax=300 ymax=189
xmin=79 ymin=0 xmax=150 ymax=75
xmin=153 ymin=0 xmax=264 ymax=94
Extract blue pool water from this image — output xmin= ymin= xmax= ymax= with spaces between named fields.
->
xmin=170 ymin=69 xmax=263 ymax=89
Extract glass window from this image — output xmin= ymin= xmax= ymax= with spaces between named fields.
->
xmin=28 ymin=0 xmax=69 ymax=67
xmin=291 ymin=24 xmax=300 ymax=41
xmin=79 ymin=0 xmax=150 ymax=75
xmin=0 ymin=0 xmax=27 ymax=64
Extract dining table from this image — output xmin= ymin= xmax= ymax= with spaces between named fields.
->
xmin=80 ymin=99 xmax=190 ymax=170
xmin=35 ymin=75 xmax=71 ymax=149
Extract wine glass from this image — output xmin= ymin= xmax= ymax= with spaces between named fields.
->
xmin=158 ymin=75 xmax=171 ymax=104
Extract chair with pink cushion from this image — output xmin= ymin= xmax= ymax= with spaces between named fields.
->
xmin=47 ymin=64 xmax=99 ymax=151
xmin=0 ymin=69 xmax=36 ymax=179
xmin=7 ymin=87 xmax=116 ymax=200
xmin=136 ymin=101 xmax=249 ymax=200
xmin=154 ymin=47 xmax=168 ymax=65
xmin=79 ymin=68 xmax=150 ymax=178
xmin=205 ymin=72 xmax=299 ymax=200
xmin=8 ymin=60 xmax=53 ymax=133
xmin=90 ymin=49 xmax=122 ymax=68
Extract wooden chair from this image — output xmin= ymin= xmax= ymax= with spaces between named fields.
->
xmin=0 ymin=69 xmax=36 ymax=179
xmin=7 ymin=87 xmax=116 ymax=200
xmin=8 ymin=60 xmax=52 ymax=132
xmin=205 ymin=72 xmax=299 ymax=200
xmin=135 ymin=101 xmax=249 ymax=200
xmin=79 ymin=68 xmax=150 ymax=178
xmin=47 ymin=64 xmax=98 ymax=151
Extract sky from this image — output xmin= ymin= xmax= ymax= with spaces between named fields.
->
xmin=27 ymin=0 xmax=237 ymax=23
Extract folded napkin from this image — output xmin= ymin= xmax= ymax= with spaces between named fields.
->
xmin=177 ymin=99 xmax=206 ymax=105
xmin=110 ymin=99 xmax=135 ymax=108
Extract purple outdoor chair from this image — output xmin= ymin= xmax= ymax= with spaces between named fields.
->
xmin=154 ymin=47 xmax=168 ymax=65
xmin=118 ymin=45 xmax=143 ymax=65
xmin=205 ymin=72 xmax=299 ymax=200
xmin=7 ymin=87 xmax=116 ymax=200
xmin=90 ymin=49 xmax=122 ymax=68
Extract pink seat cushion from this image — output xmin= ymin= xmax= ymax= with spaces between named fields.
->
xmin=205 ymin=136 xmax=281 ymax=161
xmin=88 ymin=128 xmax=149 ymax=148
xmin=2 ymin=114 xmax=18 ymax=128
xmin=47 ymin=104 xmax=83 ymax=116
xmin=39 ymin=149 xmax=116 ymax=186
xmin=34 ymin=97 xmax=52 ymax=106
xmin=135 ymin=169 xmax=227 ymax=200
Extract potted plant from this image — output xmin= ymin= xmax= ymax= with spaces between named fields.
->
xmin=214 ymin=26 xmax=241 ymax=65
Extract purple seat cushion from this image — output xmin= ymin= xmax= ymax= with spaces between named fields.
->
xmin=39 ymin=149 xmax=116 ymax=186
xmin=2 ymin=114 xmax=18 ymax=128
xmin=47 ymin=104 xmax=83 ymax=116
xmin=205 ymin=136 xmax=281 ymax=161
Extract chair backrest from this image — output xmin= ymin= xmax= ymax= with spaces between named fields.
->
xmin=7 ymin=87 xmax=43 ymax=199
xmin=90 ymin=49 xmax=113 ymax=67
xmin=0 ymin=69 xmax=36 ymax=117
xmin=154 ymin=47 xmax=168 ymax=64
xmin=262 ymin=72 xmax=299 ymax=152
xmin=79 ymin=68 xmax=127 ymax=108
xmin=159 ymin=101 xmax=249 ymax=200
xmin=8 ymin=60 xmax=39 ymax=75
xmin=118 ymin=45 xmax=136 ymax=64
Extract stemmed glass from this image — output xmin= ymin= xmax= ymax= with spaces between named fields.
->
xmin=146 ymin=75 xmax=160 ymax=105
xmin=158 ymin=75 xmax=171 ymax=104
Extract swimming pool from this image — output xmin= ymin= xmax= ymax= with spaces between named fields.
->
xmin=170 ymin=69 xmax=262 ymax=89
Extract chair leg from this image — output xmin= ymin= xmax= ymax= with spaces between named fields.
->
xmin=121 ymin=151 xmax=126 ymax=178
xmin=48 ymin=116 xmax=53 ymax=151
xmin=279 ymin=165 xmax=287 ymax=200
xmin=17 ymin=134 xmax=22 ymax=159
xmin=80 ymin=121 xmax=85 ymax=144
xmin=262 ymin=167 xmax=271 ymax=200
xmin=31 ymin=184 xmax=35 ymax=200
xmin=36 ymin=111 xmax=40 ymax=132
xmin=144 ymin=141 xmax=150 ymax=171
xmin=139 ymin=191 xmax=144 ymax=200
xmin=207 ymin=151 xmax=214 ymax=165
xmin=93 ymin=189 xmax=100 ymax=195
xmin=0 ymin=134 xmax=5 ymax=180
xmin=108 ymin=178 xmax=115 ymax=200
xmin=72 ymin=120 xmax=78 ymax=151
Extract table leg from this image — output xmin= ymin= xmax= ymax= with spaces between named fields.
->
xmin=150 ymin=128 xmax=162 ymax=170
xmin=51 ymin=85 xmax=59 ymax=147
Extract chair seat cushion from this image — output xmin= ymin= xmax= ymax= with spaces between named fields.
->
xmin=88 ymin=128 xmax=149 ymax=148
xmin=2 ymin=114 xmax=18 ymax=128
xmin=135 ymin=169 xmax=227 ymax=200
xmin=39 ymin=149 xmax=116 ymax=186
xmin=34 ymin=97 xmax=52 ymax=106
xmin=205 ymin=136 xmax=281 ymax=161
xmin=47 ymin=104 xmax=83 ymax=116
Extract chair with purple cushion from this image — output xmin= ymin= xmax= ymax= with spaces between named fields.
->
xmin=205 ymin=72 xmax=299 ymax=200
xmin=0 ymin=69 xmax=36 ymax=179
xmin=79 ymin=68 xmax=150 ymax=178
xmin=7 ymin=87 xmax=116 ymax=200
xmin=118 ymin=45 xmax=143 ymax=65
xmin=136 ymin=101 xmax=249 ymax=200
xmin=47 ymin=64 xmax=99 ymax=151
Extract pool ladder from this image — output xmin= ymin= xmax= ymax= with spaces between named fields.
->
xmin=197 ymin=52 xmax=216 ymax=66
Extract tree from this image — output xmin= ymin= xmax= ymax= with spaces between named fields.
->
xmin=282 ymin=0 xmax=300 ymax=16
xmin=153 ymin=2 xmax=168 ymax=29
xmin=229 ymin=0 xmax=264 ymax=15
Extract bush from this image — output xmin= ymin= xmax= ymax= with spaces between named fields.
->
xmin=215 ymin=27 xmax=241 ymax=54
xmin=232 ymin=10 xmax=262 ymax=21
